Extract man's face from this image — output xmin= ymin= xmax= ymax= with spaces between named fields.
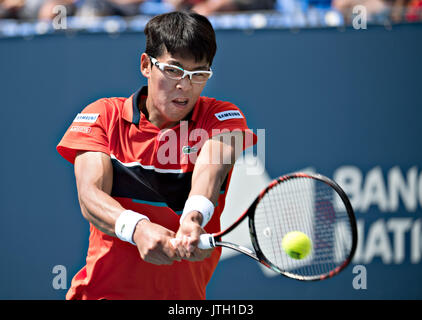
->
xmin=141 ymin=50 xmax=210 ymax=129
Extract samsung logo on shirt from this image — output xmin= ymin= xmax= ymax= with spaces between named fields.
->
xmin=214 ymin=110 xmax=243 ymax=121
xmin=73 ymin=113 xmax=99 ymax=123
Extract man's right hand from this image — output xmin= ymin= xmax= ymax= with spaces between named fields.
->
xmin=133 ymin=219 xmax=182 ymax=265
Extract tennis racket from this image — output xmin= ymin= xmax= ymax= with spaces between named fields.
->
xmin=198 ymin=172 xmax=358 ymax=281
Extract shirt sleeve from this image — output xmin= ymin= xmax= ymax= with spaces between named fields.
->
xmin=56 ymin=99 xmax=111 ymax=164
xmin=201 ymin=100 xmax=257 ymax=150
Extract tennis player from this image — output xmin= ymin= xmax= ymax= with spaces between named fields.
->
xmin=57 ymin=11 xmax=256 ymax=300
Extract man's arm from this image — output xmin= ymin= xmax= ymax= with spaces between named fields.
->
xmin=175 ymin=131 xmax=244 ymax=260
xmin=74 ymin=151 xmax=180 ymax=265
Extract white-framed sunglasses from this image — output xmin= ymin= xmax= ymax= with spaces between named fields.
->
xmin=149 ymin=56 xmax=213 ymax=84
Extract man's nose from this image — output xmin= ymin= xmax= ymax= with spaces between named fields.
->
xmin=176 ymin=75 xmax=192 ymax=90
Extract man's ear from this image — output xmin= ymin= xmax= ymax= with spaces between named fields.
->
xmin=140 ymin=53 xmax=151 ymax=78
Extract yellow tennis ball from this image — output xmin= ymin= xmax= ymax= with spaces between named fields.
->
xmin=282 ymin=231 xmax=312 ymax=260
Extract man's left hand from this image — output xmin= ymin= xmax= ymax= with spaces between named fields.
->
xmin=172 ymin=211 xmax=213 ymax=262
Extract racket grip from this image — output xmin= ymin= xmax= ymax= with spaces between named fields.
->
xmin=198 ymin=234 xmax=215 ymax=249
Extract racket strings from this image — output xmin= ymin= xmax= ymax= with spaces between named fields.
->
xmin=253 ymin=177 xmax=353 ymax=279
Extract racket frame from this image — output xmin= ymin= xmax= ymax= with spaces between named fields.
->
xmin=209 ymin=172 xmax=358 ymax=281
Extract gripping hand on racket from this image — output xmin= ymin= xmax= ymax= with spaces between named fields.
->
xmin=173 ymin=211 xmax=211 ymax=261
xmin=133 ymin=219 xmax=182 ymax=265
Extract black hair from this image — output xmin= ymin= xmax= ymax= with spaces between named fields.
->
xmin=144 ymin=11 xmax=217 ymax=66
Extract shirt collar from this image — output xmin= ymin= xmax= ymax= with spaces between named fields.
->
xmin=122 ymin=86 xmax=147 ymax=124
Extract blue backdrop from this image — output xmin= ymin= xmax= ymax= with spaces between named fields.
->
xmin=0 ymin=23 xmax=421 ymax=299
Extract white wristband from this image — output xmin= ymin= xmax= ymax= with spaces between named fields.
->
xmin=115 ymin=210 xmax=149 ymax=245
xmin=180 ymin=195 xmax=215 ymax=228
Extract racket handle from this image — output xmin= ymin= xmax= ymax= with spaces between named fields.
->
xmin=198 ymin=234 xmax=215 ymax=249
xmin=169 ymin=235 xmax=215 ymax=249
